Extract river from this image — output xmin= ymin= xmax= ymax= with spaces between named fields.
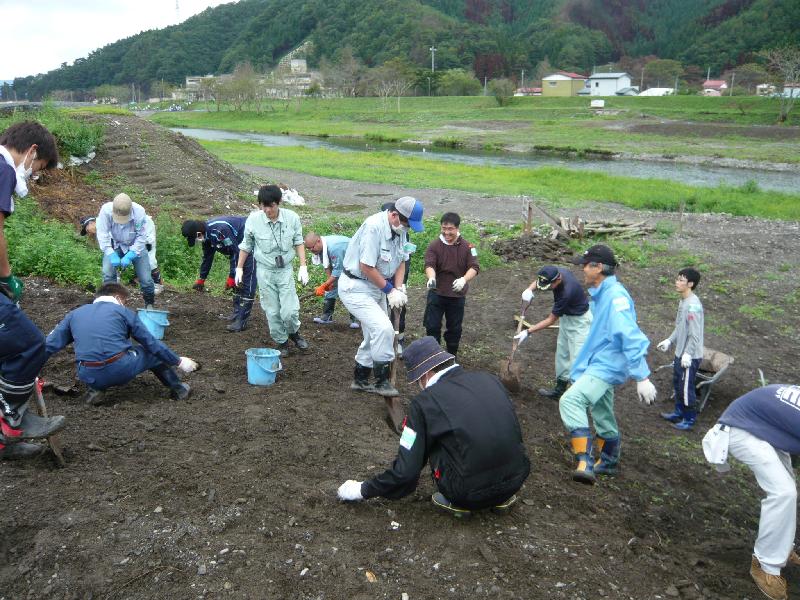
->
xmin=173 ymin=127 xmax=800 ymax=194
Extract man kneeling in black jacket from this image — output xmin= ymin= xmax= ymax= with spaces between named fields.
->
xmin=337 ymin=336 xmax=530 ymax=517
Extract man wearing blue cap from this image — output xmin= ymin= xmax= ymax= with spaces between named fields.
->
xmin=515 ymin=265 xmax=592 ymax=400
xmin=339 ymin=197 xmax=424 ymax=397
xmin=337 ymin=336 xmax=530 ymax=517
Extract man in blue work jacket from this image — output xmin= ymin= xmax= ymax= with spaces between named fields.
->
xmin=96 ymin=193 xmax=156 ymax=309
xmin=182 ymin=216 xmax=255 ymax=332
xmin=560 ymin=244 xmax=657 ymax=484
xmin=303 ymin=231 xmax=359 ymax=328
xmin=0 ymin=121 xmax=66 ymax=460
xmin=45 ymin=283 xmax=198 ymax=406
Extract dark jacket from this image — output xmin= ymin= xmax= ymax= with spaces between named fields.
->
xmin=362 ymin=367 xmax=530 ymax=509
xmin=199 ymin=216 xmax=247 ymax=279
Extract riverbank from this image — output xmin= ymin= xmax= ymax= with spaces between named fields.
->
xmin=149 ymin=96 xmax=800 ymax=166
xmin=199 ymin=139 xmax=800 ymax=220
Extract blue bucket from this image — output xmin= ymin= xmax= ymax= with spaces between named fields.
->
xmin=137 ymin=308 xmax=170 ymax=340
xmin=245 ymin=348 xmax=282 ymax=386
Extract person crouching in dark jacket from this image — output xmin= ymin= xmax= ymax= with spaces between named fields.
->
xmin=337 ymin=336 xmax=530 ymax=517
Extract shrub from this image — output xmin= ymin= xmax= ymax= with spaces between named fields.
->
xmin=489 ymin=78 xmax=516 ymax=106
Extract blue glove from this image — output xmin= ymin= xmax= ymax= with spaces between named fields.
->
xmin=108 ymin=253 xmax=122 ymax=268
xmin=120 ymin=250 xmax=138 ymax=269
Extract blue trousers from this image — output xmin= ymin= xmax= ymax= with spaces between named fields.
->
xmin=77 ymin=346 xmax=181 ymax=392
xmin=103 ymin=249 xmax=155 ymax=305
xmin=0 ymin=294 xmax=46 ymax=386
xmin=673 ymin=356 xmax=701 ymax=419
xmin=234 ymin=254 xmax=257 ymax=321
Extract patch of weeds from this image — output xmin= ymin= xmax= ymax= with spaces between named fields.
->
xmin=709 ymin=279 xmax=738 ymax=295
xmin=705 ymin=315 xmax=732 ymax=336
xmin=738 ymin=303 xmax=783 ymax=321
xmin=654 ymin=220 xmax=676 ymax=239
xmin=432 ymin=137 xmax=464 ymax=149
xmin=739 ymin=179 xmax=760 ymax=194
xmin=658 ymin=276 xmax=668 ymax=285
xmin=752 ymin=288 xmax=769 ymax=299
xmin=83 ymin=170 xmax=103 ymax=186
xmin=762 ymin=273 xmax=781 ymax=282
xmin=778 ymin=263 xmax=792 ymax=273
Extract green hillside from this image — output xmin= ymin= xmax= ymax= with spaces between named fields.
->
xmin=12 ymin=0 xmax=800 ymax=99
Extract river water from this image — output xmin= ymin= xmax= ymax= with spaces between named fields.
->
xmin=173 ymin=127 xmax=800 ymax=194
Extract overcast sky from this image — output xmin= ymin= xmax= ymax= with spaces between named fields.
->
xmin=1 ymin=0 xmax=235 ymax=81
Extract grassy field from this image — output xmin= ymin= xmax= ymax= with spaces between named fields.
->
xmin=150 ymin=96 xmax=800 ymax=164
xmin=200 ymin=139 xmax=800 ymax=221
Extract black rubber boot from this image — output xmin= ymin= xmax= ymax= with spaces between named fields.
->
xmin=538 ymin=378 xmax=569 ymax=400
xmin=151 ymin=365 xmax=188 ymax=399
xmin=351 ymin=363 xmax=374 ymax=392
xmin=446 ymin=344 xmax=459 ymax=357
xmin=289 ymin=332 xmax=309 ymax=350
xmin=226 ymin=316 xmax=248 ymax=332
xmin=1 ymin=383 xmax=65 ymax=440
xmin=371 ymin=361 xmax=399 ymax=397
xmin=0 ymin=441 xmax=45 ymax=460
xmin=277 ymin=341 xmax=290 ymax=358
xmin=313 ymin=298 xmax=336 ymax=324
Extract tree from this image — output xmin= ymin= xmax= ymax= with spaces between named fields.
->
xmin=438 ymin=69 xmax=482 ymax=96
xmin=643 ymin=59 xmax=683 ymax=89
xmin=368 ymin=58 xmax=415 ymax=112
xmin=321 ymin=47 xmax=365 ymax=97
xmin=489 ymin=78 xmax=515 ymax=106
xmin=761 ymin=46 xmax=800 ymax=123
xmin=724 ymin=63 xmax=770 ymax=95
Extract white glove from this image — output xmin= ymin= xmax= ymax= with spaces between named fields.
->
xmin=234 ymin=267 xmax=244 ymax=287
xmin=177 ymin=357 xmax=198 ymax=373
xmin=399 ymin=283 xmax=407 ymax=294
xmin=452 ymin=277 xmax=466 ymax=292
xmin=513 ymin=330 xmax=529 ymax=345
xmin=426 ymin=277 xmax=436 ymax=290
xmin=636 ymin=379 xmax=657 ymax=405
xmin=387 ymin=288 xmax=408 ymax=309
xmin=681 ymin=353 xmax=692 ymax=368
xmin=337 ymin=480 xmax=364 ymax=501
xmin=521 ymin=288 xmax=534 ymax=302
xmin=656 ymin=339 xmax=671 ymax=352
xmin=297 ymin=265 xmax=309 ymax=285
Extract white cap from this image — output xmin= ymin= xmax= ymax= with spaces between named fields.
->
xmin=112 ymin=193 xmax=133 ymax=224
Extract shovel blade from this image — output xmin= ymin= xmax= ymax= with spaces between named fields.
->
xmin=384 ymin=397 xmax=405 ymax=435
xmin=498 ymin=359 xmax=521 ymax=393
xmin=33 ymin=379 xmax=67 ymax=468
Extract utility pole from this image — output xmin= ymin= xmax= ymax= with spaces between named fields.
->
xmin=521 ymin=69 xmax=525 ymax=89
xmin=429 ymin=45 xmax=437 ymax=73
xmin=706 ymin=67 xmax=711 ymax=81
xmin=483 ymin=76 xmax=488 ymax=95
xmin=730 ymin=72 xmax=735 ymax=96
xmin=674 ymin=75 xmax=679 ymax=96
xmin=640 ymin=68 xmax=644 ymax=91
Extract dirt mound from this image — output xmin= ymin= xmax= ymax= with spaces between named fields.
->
xmin=491 ymin=233 xmax=573 ymax=262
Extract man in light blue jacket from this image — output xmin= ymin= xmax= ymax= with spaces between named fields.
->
xmin=560 ymin=244 xmax=657 ymax=484
xmin=96 ymin=193 xmax=155 ymax=309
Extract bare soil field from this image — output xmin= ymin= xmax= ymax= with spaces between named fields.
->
xmin=2 ymin=114 xmax=799 ymax=600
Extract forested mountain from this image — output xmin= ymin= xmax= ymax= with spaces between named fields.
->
xmin=13 ymin=0 xmax=800 ymax=99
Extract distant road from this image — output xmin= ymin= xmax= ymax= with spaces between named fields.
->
xmin=0 ymin=100 xmax=96 ymax=112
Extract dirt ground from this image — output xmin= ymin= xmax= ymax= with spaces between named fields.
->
xmin=2 ymin=114 xmax=799 ymax=600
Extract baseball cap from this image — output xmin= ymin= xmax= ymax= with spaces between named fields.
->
xmin=181 ymin=219 xmax=204 ymax=247
xmin=79 ymin=216 xmax=96 ymax=236
xmin=394 ymin=196 xmax=424 ymax=232
xmin=570 ymin=244 xmax=618 ymax=267
xmin=111 ymin=193 xmax=133 ymax=224
xmin=536 ymin=266 xmax=560 ymax=290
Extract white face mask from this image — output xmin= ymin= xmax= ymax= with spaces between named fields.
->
xmin=14 ymin=149 xmax=36 ymax=198
xmin=392 ymin=223 xmax=408 ymax=234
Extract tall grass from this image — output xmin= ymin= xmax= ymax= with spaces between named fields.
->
xmin=201 ymin=141 xmax=800 ymax=221
xmin=0 ymin=105 xmax=104 ymax=157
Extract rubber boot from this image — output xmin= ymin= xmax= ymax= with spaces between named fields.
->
xmin=0 ymin=441 xmax=45 ymax=460
xmin=594 ymin=436 xmax=620 ymax=476
xmin=289 ymin=332 xmax=309 ymax=350
xmin=351 ymin=363 xmax=374 ymax=392
xmin=371 ymin=361 xmax=399 ymax=397
xmin=673 ymin=410 xmax=697 ymax=431
xmin=313 ymin=298 xmax=336 ymax=324
xmin=539 ymin=378 xmax=569 ymax=400
xmin=226 ymin=315 xmax=249 ymax=332
xmin=446 ymin=344 xmax=459 ymax=357
xmin=0 ymin=383 xmax=65 ymax=440
xmin=277 ymin=341 xmax=290 ymax=358
xmin=569 ymin=428 xmax=596 ymax=485
xmin=151 ymin=364 xmax=189 ymax=400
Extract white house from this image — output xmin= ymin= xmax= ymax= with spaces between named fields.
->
xmin=639 ymin=87 xmax=674 ymax=97
xmin=587 ymin=72 xmax=632 ymax=96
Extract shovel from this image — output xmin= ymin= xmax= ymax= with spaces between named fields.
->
xmin=384 ymin=308 xmax=406 ymax=435
xmin=32 ymin=377 xmax=67 ymax=467
xmin=499 ymin=299 xmax=531 ymax=393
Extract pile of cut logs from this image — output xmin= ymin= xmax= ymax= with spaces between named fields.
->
xmin=555 ymin=216 xmax=655 ymax=240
